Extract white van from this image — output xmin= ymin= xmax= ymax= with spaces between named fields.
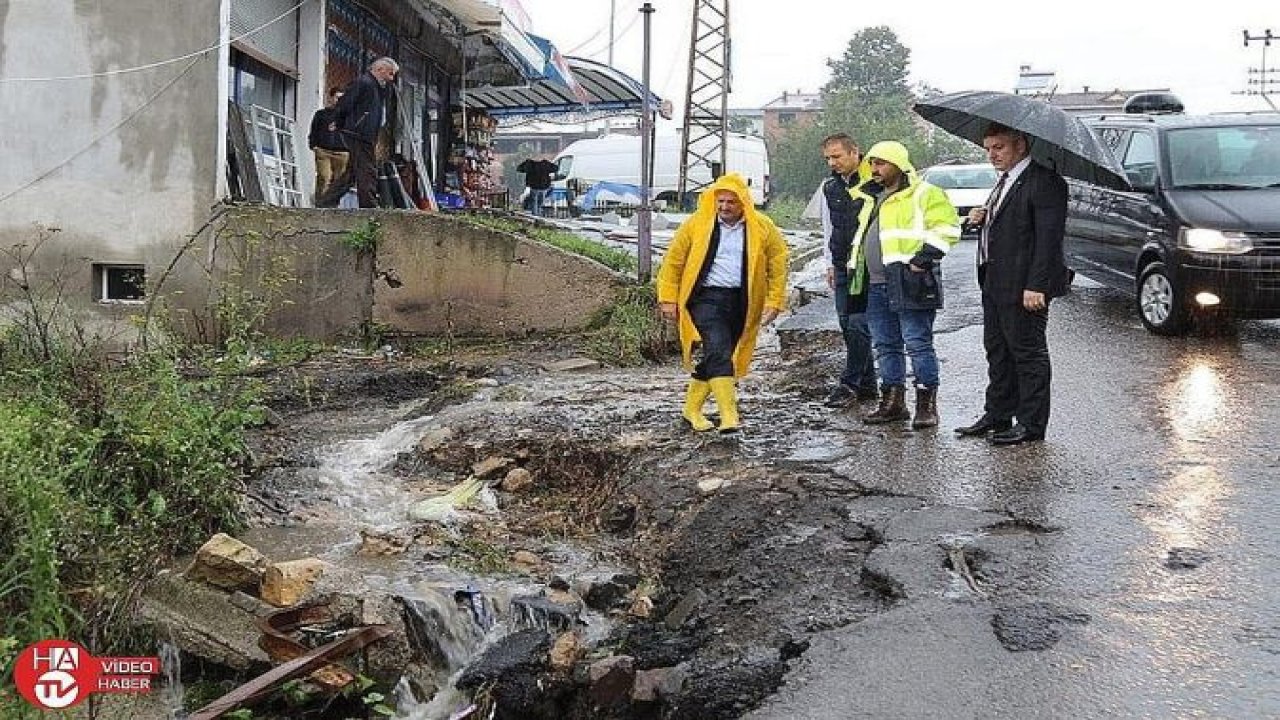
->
xmin=553 ymin=131 xmax=771 ymax=207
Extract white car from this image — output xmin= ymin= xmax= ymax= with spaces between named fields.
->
xmin=920 ymin=163 xmax=998 ymax=238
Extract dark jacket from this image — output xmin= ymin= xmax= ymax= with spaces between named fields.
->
xmin=979 ymin=161 xmax=1073 ymax=303
xmin=517 ymin=159 xmax=558 ymax=190
xmin=334 ymin=72 xmax=394 ymax=145
xmin=822 ymin=171 xmax=863 ymax=275
xmin=308 ymin=107 xmax=346 ymax=151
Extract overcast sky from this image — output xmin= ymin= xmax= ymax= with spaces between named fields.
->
xmin=517 ymin=0 xmax=1278 ymax=118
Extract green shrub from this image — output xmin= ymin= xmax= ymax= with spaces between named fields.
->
xmin=586 ymin=284 xmax=675 ymax=367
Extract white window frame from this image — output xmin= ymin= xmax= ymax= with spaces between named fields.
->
xmin=95 ymin=264 xmax=147 ymax=305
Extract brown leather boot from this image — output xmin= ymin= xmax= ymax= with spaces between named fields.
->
xmin=912 ymin=386 xmax=939 ymax=429
xmin=863 ymin=385 xmax=910 ymax=424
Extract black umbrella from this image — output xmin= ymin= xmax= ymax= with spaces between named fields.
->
xmin=913 ymin=90 xmax=1131 ymax=190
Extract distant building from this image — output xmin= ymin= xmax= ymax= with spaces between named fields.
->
xmin=1013 ymin=65 xmax=1170 ymax=116
xmin=761 ymin=90 xmax=823 ymax=142
xmin=727 ymin=107 xmax=764 ymax=137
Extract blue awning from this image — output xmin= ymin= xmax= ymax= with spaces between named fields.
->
xmin=465 ymin=55 xmax=666 ymax=119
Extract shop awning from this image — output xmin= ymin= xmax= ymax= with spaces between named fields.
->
xmin=465 ymin=55 xmax=668 ymax=119
xmin=422 ymin=0 xmax=545 ymax=81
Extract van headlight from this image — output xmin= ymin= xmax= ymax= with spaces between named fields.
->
xmin=1179 ymin=228 xmax=1252 ymax=254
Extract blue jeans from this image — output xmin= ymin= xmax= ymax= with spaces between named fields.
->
xmin=528 ymin=188 xmax=548 ymax=216
xmin=866 ymin=283 xmax=939 ymax=388
xmin=833 ymin=273 xmax=876 ymax=390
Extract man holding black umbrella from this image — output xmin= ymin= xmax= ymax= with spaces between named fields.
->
xmin=955 ymin=122 xmax=1072 ymax=445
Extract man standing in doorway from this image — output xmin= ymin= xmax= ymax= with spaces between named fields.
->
xmin=817 ymin=133 xmax=877 ymax=408
xmin=658 ymin=174 xmax=789 ymax=434
xmin=316 ymin=57 xmax=399 ymax=208
xmin=853 ymin=141 xmax=960 ymax=429
xmin=955 ymin=122 xmax=1072 ymax=445
xmin=308 ymin=87 xmax=348 ymax=202
xmin=516 ymin=155 xmax=558 ymax=217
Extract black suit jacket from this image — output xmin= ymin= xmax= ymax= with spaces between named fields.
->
xmin=979 ymin=161 xmax=1072 ymax=303
xmin=334 ymin=72 xmax=394 ymax=145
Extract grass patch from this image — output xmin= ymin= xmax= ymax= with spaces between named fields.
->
xmin=462 ymin=214 xmax=637 ymax=275
xmin=763 ymin=195 xmax=818 ymax=231
xmin=0 ymin=337 xmax=258 ymax=683
xmin=585 ymin=284 xmax=675 ymax=367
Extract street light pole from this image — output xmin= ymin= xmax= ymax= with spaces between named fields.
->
xmin=638 ymin=2 xmax=655 ymax=283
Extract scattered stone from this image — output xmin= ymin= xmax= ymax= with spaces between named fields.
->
xmin=184 ymin=533 xmax=268 ymax=592
xmin=548 ymin=576 xmax=572 ymax=592
xmin=991 ymin=602 xmax=1090 ymax=652
xmin=585 ymin=579 xmax=631 ymax=612
xmin=473 ymin=378 xmax=500 ymax=387
xmin=416 ymin=427 xmax=455 ymax=454
xmin=1165 ymin=547 xmax=1211 ymax=570
xmin=588 ymin=655 xmax=636 ymax=707
xmin=628 ymin=594 xmax=654 ymax=619
xmin=512 ymin=594 xmax=579 ymax=633
xmin=542 ymin=357 xmax=601 ymax=373
xmin=138 ymin=571 xmax=271 ymax=671
xmin=358 ymin=528 xmax=413 ymax=556
xmin=664 ymin=588 xmax=708 ymax=630
xmin=260 ymin=558 xmax=329 ymax=607
xmin=501 ymin=467 xmax=534 ymax=493
xmin=513 ymin=550 xmax=543 ymax=571
xmin=458 ymin=628 xmax=551 ymax=690
xmin=697 ymin=477 xmax=729 ymax=496
xmin=632 ymin=666 xmax=686 ymax=703
xmin=549 ymin=631 xmax=585 ymax=673
xmin=472 ymin=456 xmax=514 ymax=479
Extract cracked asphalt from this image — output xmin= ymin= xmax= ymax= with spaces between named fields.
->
xmin=746 ymin=239 xmax=1280 ymax=719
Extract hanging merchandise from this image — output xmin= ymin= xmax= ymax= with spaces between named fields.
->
xmin=442 ymin=108 xmax=497 ymax=208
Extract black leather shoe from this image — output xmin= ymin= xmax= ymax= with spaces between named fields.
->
xmin=988 ymin=424 xmax=1044 ymax=446
xmin=954 ymin=415 xmax=1012 ymax=437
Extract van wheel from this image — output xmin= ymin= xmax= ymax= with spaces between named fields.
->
xmin=1136 ymin=261 xmax=1189 ymax=335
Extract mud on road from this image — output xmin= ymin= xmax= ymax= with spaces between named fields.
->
xmin=231 ymin=334 xmax=1049 ymax=720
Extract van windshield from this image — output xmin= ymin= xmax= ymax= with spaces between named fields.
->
xmin=1166 ymin=125 xmax=1280 ymax=189
xmin=555 ymin=156 xmax=573 ymax=178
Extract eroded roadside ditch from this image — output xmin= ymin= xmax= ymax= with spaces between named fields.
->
xmin=142 ymin=341 xmax=1072 ymax=719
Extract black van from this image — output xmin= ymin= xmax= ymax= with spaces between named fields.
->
xmin=1065 ymin=107 xmax=1280 ymax=334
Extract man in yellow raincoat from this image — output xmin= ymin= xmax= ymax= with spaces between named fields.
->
xmin=657 ymin=174 xmax=789 ymax=433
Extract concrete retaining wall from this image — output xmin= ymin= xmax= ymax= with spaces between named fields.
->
xmin=160 ymin=207 xmax=627 ymax=342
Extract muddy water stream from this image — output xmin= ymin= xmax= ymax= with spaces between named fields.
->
xmin=240 ymin=403 xmax=621 ymax=718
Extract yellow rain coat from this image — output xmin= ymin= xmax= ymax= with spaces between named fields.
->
xmin=657 ymin=174 xmax=789 ymax=378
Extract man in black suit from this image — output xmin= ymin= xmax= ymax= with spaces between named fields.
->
xmin=955 ymin=122 xmax=1072 ymax=445
xmin=316 ymin=57 xmax=399 ymax=208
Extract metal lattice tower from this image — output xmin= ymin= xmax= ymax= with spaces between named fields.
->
xmin=677 ymin=0 xmax=730 ymax=206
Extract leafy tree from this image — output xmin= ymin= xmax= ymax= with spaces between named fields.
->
xmin=768 ymin=27 xmax=983 ymax=199
xmin=823 ymin=26 xmax=911 ymax=99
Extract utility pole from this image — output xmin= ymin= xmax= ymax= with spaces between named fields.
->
xmin=605 ymin=0 xmax=616 ymax=134
xmin=677 ymin=0 xmax=730 ymax=209
xmin=1241 ymin=29 xmax=1279 ymax=110
xmin=637 ymin=2 xmax=655 ymax=283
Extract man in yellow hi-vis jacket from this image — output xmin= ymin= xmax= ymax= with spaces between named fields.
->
xmin=657 ymin=174 xmax=789 ymax=434
xmin=846 ymin=141 xmax=960 ymax=429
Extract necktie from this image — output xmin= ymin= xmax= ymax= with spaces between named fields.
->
xmin=979 ymin=172 xmax=1009 ymax=266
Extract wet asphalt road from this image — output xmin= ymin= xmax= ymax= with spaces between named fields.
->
xmin=750 ymin=239 xmax=1280 ymax=719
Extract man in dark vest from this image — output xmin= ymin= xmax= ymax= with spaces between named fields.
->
xmin=316 ymin=57 xmax=399 ymax=208
xmin=817 ymin=133 xmax=877 ymax=408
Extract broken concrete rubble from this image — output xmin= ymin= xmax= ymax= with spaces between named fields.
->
xmin=184 ymin=532 xmax=268 ymax=592
xmin=260 ymin=558 xmax=329 ymax=607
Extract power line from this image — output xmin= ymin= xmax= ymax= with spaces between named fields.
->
xmin=0 ymin=0 xmax=312 ymax=84
xmin=0 ymin=58 xmax=203 ymax=207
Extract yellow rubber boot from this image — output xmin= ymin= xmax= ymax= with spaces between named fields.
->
xmin=682 ymin=379 xmax=714 ymax=432
xmin=708 ymin=377 xmax=740 ymax=434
